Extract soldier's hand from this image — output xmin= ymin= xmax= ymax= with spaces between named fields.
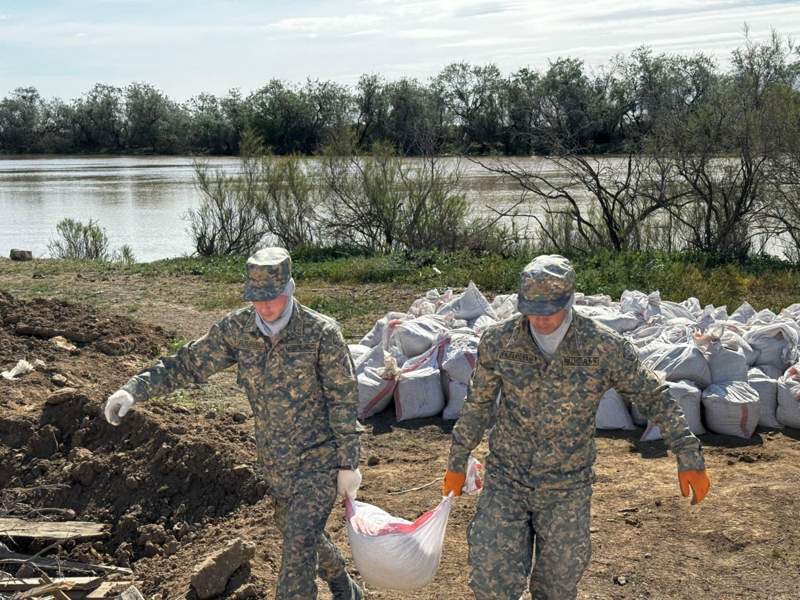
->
xmin=104 ymin=389 xmax=135 ymax=426
xmin=442 ymin=470 xmax=466 ymax=497
xmin=337 ymin=468 xmax=362 ymax=500
xmin=678 ymin=469 xmax=710 ymax=505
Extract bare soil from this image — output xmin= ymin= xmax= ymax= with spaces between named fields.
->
xmin=1 ymin=258 xmax=799 ymax=599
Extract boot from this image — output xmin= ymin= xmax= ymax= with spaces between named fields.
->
xmin=328 ymin=572 xmax=364 ymax=600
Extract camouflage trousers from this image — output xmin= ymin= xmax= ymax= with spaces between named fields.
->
xmin=467 ymin=472 xmax=592 ymax=600
xmin=267 ymin=468 xmax=348 ymax=600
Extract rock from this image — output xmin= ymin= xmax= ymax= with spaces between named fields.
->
xmin=367 ymin=456 xmax=380 ymax=467
xmin=50 ymin=373 xmax=69 ymax=387
xmin=614 ymin=575 xmax=628 ymax=586
xmin=137 ymin=523 xmax=168 ymax=547
xmin=50 ymin=336 xmax=79 ymax=354
xmin=232 ymin=411 xmax=247 ymax=423
xmin=46 ymin=387 xmax=84 ymax=405
xmin=163 ymin=536 xmax=180 ymax=556
xmin=142 ymin=540 xmax=160 ymax=557
xmin=190 ymin=537 xmax=256 ymax=600
xmin=10 ymin=249 xmax=32 ymax=261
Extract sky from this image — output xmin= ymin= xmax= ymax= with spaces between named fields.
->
xmin=1 ymin=0 xmax=800 ymax=102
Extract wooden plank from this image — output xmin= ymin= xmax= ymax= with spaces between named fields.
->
xmin=0 ymin=550 xmax=132 ymax=576
xmin=0 ymin=518 xmax=109 ymax=541
xmin=83 ymin=581 xmax=135 ymax=599
xmin=0 ymin=576 xmax=101 ymax=592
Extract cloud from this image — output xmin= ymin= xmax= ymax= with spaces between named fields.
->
xmin=452 ymin=1 xmax=516 ymax=18
xmin=395 ymin=28 xmax=468 ymax=39
xmin=267 ymin=14 xmax=383 ymax=35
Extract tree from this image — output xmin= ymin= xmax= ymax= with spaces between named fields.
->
xmin=73 ymin=84 xmax=124 ymax=151
xmin=0 ymin=87 xmax=42 ymax=152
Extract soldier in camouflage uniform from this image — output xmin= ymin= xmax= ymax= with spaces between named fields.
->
xmin=443 ymin=255 xmax=711 ymax=600
xmin=105 ymin=248 xmax=365 ymax=600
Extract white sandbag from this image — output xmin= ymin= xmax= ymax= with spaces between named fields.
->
xmin=747 ymin=368 xmax=782 ymax=429
xmin=440 ymin=334 xmax=479 ymax=384
xmin=659 ymin=301 xmax=696 ymax=321
xmin=346 ymin=496 xmax=452 ymax=590
xmin=754 ymin=364 xmax=782 ymax=379
xmin=360 ymin=312 xmax=408 ymax=348
xmin=472 ymin=314 xmax=498 ymax=334
xmin=348 ymin=344 xmax=372 ymax=365
xmin=748 ymin=309 xmax=777 ymax=327
xmin=620 ymin=290 xmax=661 ymax=321
xmin=389 ymin=315 xmax=450 ymax=358
xmin=345 ymin=458 xmax=482 ymax=591
xmin=596 ymin=389 xmax=636 ymax=430
xmin=776 ymin=375 xmax=800 ymax=428
xmin=395 ymin=345 xmax=446 ymax=421
xmin=443 ymin=379 xmax=469 ymax=420
xmin=721 ymin=330 xmax=759 ymax=366
xmin=730 ymin=302 xmax=756 ymax=324
xmin=744 ymin=320 xmax=800 ymax=370
xmin=358 ymin=367 xmax=397 ymax=420
xmin=436 ymin=282 xmax=497 ymax=321
xmin=409 ymin=298 xmax=436 ymax=317
xmin=573 ymin=305 xmax=641 ymax=333
xmin=633 ymin=380 xmax=704 ymax=438
xmin=681 ymin=297 xmax=702 ymax=317
xmin=702 ymin=382 xmax=760 ymax=439
xmin=395 ymin=367 xmax=444 ymax=421
xmin=705 ymin=341 xmax=748 ymax=384
xmin=642 ymin=343 xmax=711 ymax=388
xmin=491 ymin=293 xmax=518 ymax=321
xmin=574 ymin=292 xmax=613 ymax=307
xmin=780 ymin=303 xmax=800 ymax=323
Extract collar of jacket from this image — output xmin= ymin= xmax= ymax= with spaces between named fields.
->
xmin=509 ymin=311 xmax=587 ymax=361
xmin=245 ymin=301 xmax=305 ymax=344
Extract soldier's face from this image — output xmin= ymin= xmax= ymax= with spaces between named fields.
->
xmin=253 ymin=296 xmax=289 ymax=322
xmin=527 ymin=308 xmax=568 ymax=335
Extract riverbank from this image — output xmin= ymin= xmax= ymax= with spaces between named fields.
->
xmin=2 ymin=251 xmax=798 ymax=335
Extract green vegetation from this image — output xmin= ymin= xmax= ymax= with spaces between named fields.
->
xmin=9 ymin=250 xmax=799 ymax=314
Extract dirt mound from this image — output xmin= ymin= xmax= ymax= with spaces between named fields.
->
xmin=0 ymin=291 xmax=268 ymax=593
xmin=1 ymin=292 xmax=167 ymax=359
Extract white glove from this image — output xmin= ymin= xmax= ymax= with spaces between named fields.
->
xmin=104 ymin=389 xmax=135 ymax=426
xmin=337 ymin=468 xmax=362 ymax=500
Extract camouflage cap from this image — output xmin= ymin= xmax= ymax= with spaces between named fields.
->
xmin=517 ymin=254 xmax=576 ymax=315
xmin=243 ymin=247 xmax=292 ymax=301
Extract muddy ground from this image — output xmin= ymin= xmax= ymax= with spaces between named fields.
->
xmin=1 ymin=258 xmax=799 ymax=599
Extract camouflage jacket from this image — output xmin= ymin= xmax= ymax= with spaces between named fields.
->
xmin=123 ymin=302 xmax=361 ymax=472
xmin=448 ymin=312 xmax=705 ymax=489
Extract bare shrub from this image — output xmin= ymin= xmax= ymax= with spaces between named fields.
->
xmin=48 ymin=218 xmax=110 ymax=260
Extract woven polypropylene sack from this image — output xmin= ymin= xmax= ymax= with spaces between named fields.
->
xmin=702 ymin=382 xmax=760 ymax=439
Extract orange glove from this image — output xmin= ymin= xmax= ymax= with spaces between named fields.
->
xmin=443 ymin=470 xmax=466 ymax=497
xmin=679 ymin=469 xmax=711 ymax=505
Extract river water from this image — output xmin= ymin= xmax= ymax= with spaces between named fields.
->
xmin=0 ymin=155 xmax=544 ymax=262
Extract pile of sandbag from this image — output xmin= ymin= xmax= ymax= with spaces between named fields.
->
xmin=350 ymin=281 xmax=800 ymax=439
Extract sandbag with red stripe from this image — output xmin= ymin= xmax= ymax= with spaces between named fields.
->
xmin=702 ymin=381 xmax=760 ymax=438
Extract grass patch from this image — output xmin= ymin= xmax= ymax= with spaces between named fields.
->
xmin=3 ymin=249 xmax=799 ymax=314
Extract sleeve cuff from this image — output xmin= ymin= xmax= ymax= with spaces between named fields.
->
xmin=121 ymin=377 xmax=148 ymax=404
xmin=337 ymin=444 xmax=360 ymax=470
xmin=676 ymin=449 xmax=706 ymax=472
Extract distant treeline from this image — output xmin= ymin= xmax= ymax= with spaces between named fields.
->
xmin=2 ymin=31 xmax=799 ymax=157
